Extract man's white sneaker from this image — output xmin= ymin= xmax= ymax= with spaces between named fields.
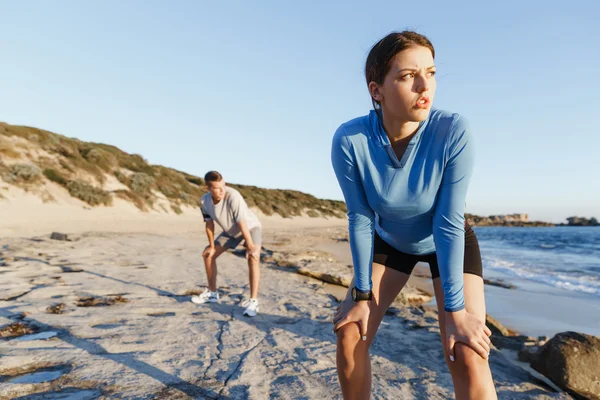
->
xmin=242 ymin=299 xmax=259 ymax=317
xmin=191 ymin=290 xmax=219 ymax=304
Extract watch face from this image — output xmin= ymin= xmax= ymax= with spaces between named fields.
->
xmin=352 ymin=288 xmax=372 ymax=301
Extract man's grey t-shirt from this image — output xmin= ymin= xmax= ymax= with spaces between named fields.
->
xmin=200 ymin=187 xmax=261 ymax=237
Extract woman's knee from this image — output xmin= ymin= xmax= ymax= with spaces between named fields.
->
xmin=448 ymin=343 xmax=489 ymax=377
xmin=336 ymin=323 xmax=363 ymax=349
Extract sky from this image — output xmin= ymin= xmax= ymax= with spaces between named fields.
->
xmin=1 ymin=0 xmax=598 ymax=222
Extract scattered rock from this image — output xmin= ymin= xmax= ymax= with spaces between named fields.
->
xmin=531 ymin=331 xmax=600 ymax=400
xmin=518 ymin=346 xmax=540 ymax=363
xmin=46 ymin=303 xmax=67 ymax=314
xmin=76 ymin=295 xmax=128 ymax=307
xmin=60 ymin=265 xmax=83 ymax=273
xmin=484 ymin=278 xmax=517 ymax=289
xmin=92 ymin=323 xmax=123 ymax=329
xmin=0 ymin=322 xmax=38 ymax=338
xmin=486 ymin=314 xmax=511 ymax=337
xmin=295 ymin=267 xmax=351 ymax=287
xmin=116 ymin=260 xmax=145 ymax=267
xmin=492 ymin=335 xmax=540 ymax=351
xmin=50 ymin=232 xmax=69 ymax=241
xmin=484 ymin=315 xmax=550 ymax=352
xmin=275 ymin=259 xmax=298 ymax=269
xmin=147 ymin=312 xmax=176 ymax=317
xmin=517 ymin=336 xmax=551 ymax=363
xmin=537 ymin=335 xmax=550 ymax=347
xmin=395 ymin=286 xmax=434 ymax=305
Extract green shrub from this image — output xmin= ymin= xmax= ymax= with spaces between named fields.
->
xmin=114 ymin=171 xmax=130 ymax=185
xmin=114 ymin=189 xmax=146 ymax=211
xmin=80 ymin=147 xmax=115 ymax=171
xmin=67 ymin=180 xmax=112 ymax=206
xmin=130 ymin=173 xmax=155 ymax=194
xmin=185 ymin=176 xmax=204 ymax=186
xmin=3 ymin=164 xmax=41 ymax=183
xmin=171 ymin=205 xmax=183 ymax=215
xmin=307 ymin=210 xmax=320 ymax=218
xmin=122 ymin=154 xmax=154 ymax=175
xmin=43 ymin=169 xmax=68 ymax=186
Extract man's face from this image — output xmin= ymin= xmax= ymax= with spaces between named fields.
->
xmin=207 ymin=180 xmax=226 ymax=202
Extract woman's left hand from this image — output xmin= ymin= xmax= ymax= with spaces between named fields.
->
xmin=444 ymin=309 xmax=492 ymax=361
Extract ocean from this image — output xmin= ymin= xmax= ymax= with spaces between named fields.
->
xmin=475 ymin=226 xmax=600 ymax=296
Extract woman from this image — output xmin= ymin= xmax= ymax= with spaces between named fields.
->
xmin=331 ymin=31 xmax=497 ymax=400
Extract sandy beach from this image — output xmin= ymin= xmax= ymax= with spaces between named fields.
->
xmin=0 ymin=196 xmax=575 ymax=399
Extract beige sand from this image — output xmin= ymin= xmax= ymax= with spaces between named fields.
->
xmin=0 ymin=183 xmax=344 ymax=238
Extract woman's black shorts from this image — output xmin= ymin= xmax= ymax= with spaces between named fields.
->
xmin=373 ymin=224 xmax=483 ymax=278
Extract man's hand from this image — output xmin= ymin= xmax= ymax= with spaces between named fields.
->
xmin=203 ymin=246 xmax=216 ymax=259
xmin=246 ymin=242 xmax=261 ymax=260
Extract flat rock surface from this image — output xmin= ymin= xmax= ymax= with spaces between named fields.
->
xmin=0 ymin=230 xmax=571 ymax=399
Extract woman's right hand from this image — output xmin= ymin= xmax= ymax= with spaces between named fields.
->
xmin=333 ymin=296 xmax=373 ymax=341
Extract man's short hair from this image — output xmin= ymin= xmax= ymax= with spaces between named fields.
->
xmin=204 ymin=171 xmax=223 ymax=185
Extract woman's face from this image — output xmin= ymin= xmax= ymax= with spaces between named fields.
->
xmin=369 ymin=45 xmax=436 ymax=123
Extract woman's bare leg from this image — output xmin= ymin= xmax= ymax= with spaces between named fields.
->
xmin=336 ymin=263 xmax=410 ymax=400
xmin=434 ymin=274 xmax=497 ymax=400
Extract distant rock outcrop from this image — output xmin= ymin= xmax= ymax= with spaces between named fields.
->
xmin=531 ymin=331 xmax=600 ymax=400
xmin=564 ymin=216 xmax=600 ymax=226
xmin=466 ymin=213 xmax=555 ymax=227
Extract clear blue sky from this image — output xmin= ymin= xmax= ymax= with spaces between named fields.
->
xmin=1 ymin=1 xmax=598 ymax=222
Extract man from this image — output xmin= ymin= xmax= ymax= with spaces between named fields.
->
xmin=191 ymin=171 xmax=262 ymax=317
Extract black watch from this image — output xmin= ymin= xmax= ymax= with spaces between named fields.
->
xmin=351 ymin=287 xmax=373 ymax=302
